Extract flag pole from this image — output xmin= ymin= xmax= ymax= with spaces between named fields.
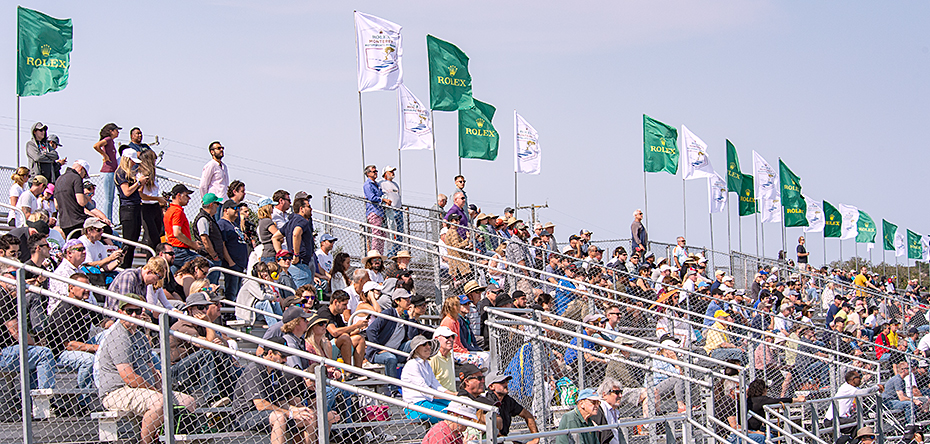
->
xmin=643 ymin=171 xmax=649 ymax=233
xmin=430 ymin=111 xmax=439 ymax=203
xmin=726 ymin=199 xmax=732 ymax=254
xmin=514 ymin=172 xmax=518 ymax=216
xmin=358 ymin=92 xmax=367 ymax=171
xmin=761 ymin=220 xmax=765 ymax=258
xmin=709 ymin=211 xmax=715 ymax=255
xmin=682 ymin=177 xmax=687 ymax=239
xmin=16 ymin=96 xmax=20 ymax=166
xmin=458 ymin=155 xmax=462 ymax=176
xmin=754 ymin=212 xmax=759 ymax=256
xmin=398 ymin=148 xmax=403 ymax=195
xmin=822 ymin=232 xmax=827 ymax=268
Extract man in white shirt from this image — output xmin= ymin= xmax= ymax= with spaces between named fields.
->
xmin=344 ymin=269 xmax=371 ymax=314
xmin=198 ymin=141 xmax=228 ymax=198
xmin=773 ymin=304 xmax=794 ymax=334
xmin=672 ymin=237 xmax=688 ymax=268
xmin=19 ymin=176 xmax=47 ymax=222
xmin=78 ymin=217 xmax=121 ymax=272
xmin=314 ymin=234 xmax=337 ymax=275
xmin=823 ymin=370 xmax=881 ymax=429
xmin=48 ymin=239 xmax=87 ymax=314
xmin=378 ymin=166 xmax=402 ymax=256
xmin=271 ymin=190 xmax=290 ymax=230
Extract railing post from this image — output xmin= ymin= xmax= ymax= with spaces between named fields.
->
xmin=159 ymin=312 xmax=177 ymax=444
xmin=486 ymin=408 xmax=498 ymax=444
xmin=577 ymin=323 xmax=585 ymax=390
xmin=17 ymin=268 xmax=33 ymax=444
xmin=315 ymin=364 xmax=329 ymax=444
xmin=738 ymin=371 xmax=748 ymax=439
xmin=876 ymin=393 xmax=884 ymax=444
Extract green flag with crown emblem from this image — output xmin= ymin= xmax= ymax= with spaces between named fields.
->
xmin=643 ymin=115 xmax=679 ymax=175
xmin=458 ymin=99 xmax=498 ymax=160
xmin=883 ymin=219 xmax=897 ymax=251
xmin=823 ymin=201 xmax=841 ymax=238
xmin=738 ymin=174 xmax=756 ymax=216
xmin=17 ymin=7 xmax=72 ymax=96
xmin=855 ymin=210 xmax=876 ymax=243
xmin=908 ymin=229 xmax=922 ymax=260
xmin=726 ymin=140 xmax=743 ymax=192
xmin=779 ymin=159 xmax=807 ymax=227
xmin=427 ymin=35 xmax=473 ymax=111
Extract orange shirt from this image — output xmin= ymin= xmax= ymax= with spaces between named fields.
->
xmin=164 ymin=204 xmax=191 ymax=249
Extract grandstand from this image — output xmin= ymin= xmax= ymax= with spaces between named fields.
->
xmin=0 ymin=162 xmax=924 ymax=444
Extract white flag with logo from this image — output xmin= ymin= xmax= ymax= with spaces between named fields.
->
xmin=923 ymin=235 xmax=930 ymax=261
xmin=514 ymin=111 xmax=541 ymax=174
xmin=895 ymin=231 xmax=906 ymax=257
xmin=355 ymin=11 xmax=403 ymax=92
xmin=681 ymin=125 xmax=715 ymax=180
xmin=397 ymin=85 xmax=432 ymax=151
xmin=752 ymin=151 xmax=780 ymax=223
xmin=708 ymin=172 xmax=728 ymax=213
xmin=803 ymin=196 xmax=824 ymax=233
xmin=838 ymin=204 xmax=859 ymax=240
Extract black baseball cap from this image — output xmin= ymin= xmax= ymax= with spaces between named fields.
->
xmin=171 ymin=184 xmax=193 ymax=196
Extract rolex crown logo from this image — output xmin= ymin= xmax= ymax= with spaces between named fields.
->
xmin=476 ymin=118 xmax=485 ymax=128
xmin=41 ymin=44 xmax=51 ymax=57
xmin=448 ymin=65 xmax=457 ymax=76
xmin=745 ymin=190 xmax=750 ymax=196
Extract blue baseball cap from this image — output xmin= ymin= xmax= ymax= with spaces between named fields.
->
xmin=576 ymin=388 xmax=601 ymax=402
xmin=257 ymin=197 xmax=274 ymax=207
xmin=320 ymin=234 xmax=337 ymax=243
xmin=458 ymin=294 xmax=473 ymax=305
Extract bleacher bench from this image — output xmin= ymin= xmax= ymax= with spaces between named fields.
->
xmin=30 ymin=387 xmax=96 ymax=419
xmin=92 ymin=410 xmax=140 ymax=442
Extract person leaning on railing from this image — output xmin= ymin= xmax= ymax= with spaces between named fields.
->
xmin=823 ymin=369 xmax=882 ymax=431
xmin=746 ymin=378 xmax=804 ymax=440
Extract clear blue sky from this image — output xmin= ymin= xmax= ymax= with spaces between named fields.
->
xmin=2 ymin=1 xmax=928 ymax=268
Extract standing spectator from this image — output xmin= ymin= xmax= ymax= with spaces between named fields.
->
xmin=282 ymin=196 xmax=315 ymax=288
xmin=672 ymin=237 xmax=688 ymax=268
xmin=163 ymin=184 xmax=202 ymax=269
xmin=363 ymin=165 xmax=389 ymax=254
xmin=506 ymin=221 xmax=533 ymax=294
xmin=443 ymin=213 xmax=472 ymax=283
xmin=114 ymin=152 xmax=147 ymax=268
xmin=191 ymin=193 xmax=225 ymax=280
xmin=27 ymin=122 xmax=65 ymax=183
xmin=80 ymin=181 xmax=113 ymax=227
xmin=797 ymin=236 xmax=809 ymax=270
xmin=225 ymin=179 xmax=246 ymax=222
xmin=379 ymin=166 xmax=403 ymax=256
xmin=45 ymin=273 xmax=99 ymax=399
xmin=198 ymin=141 xmax=229 ymax=199
xmin=91 ymin=123 xmax=121 ymax=221
xmin=445 ymin=192 xmax=469 ymax=239
xmin=431 ymin=194 xmax=447 ymax=238
xmin=54 ymin=160 xmax=89 ymax=234
xmin=9 ymin=166 xmax=30 ymax=227
xmin=256 ymin=198 xmax=283 ymax=262
xmin=631 ymin=209 xmax=647 ymax=253
xmin=126 ymin=127 xmax=150 ymax=153
xmin=451 ymin=175 xmax=469 ymax=219
xmin=219 ymin=200 xmax=250 ymax=298
xmin=555 ymin=388 xmax=601 ymax=444
xmin=96 ymin=294 xmax=196 ymax=444
xmin=270 ymin=190 xmax=290 ymax=230
xmin=137 ymin=149 xmax=166 ymax=256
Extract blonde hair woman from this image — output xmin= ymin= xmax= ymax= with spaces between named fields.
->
xmin=255 ymin=198 xmax=283 ymax=262
xmin=141 ymin=257 xmax=180 ymax=310
xmin=137 ymin=149 xmax=166 ymax=255
xmin=9 ymin=166 xmax=29 ymax=226
xmin=114 ymin=152 xmax=148 ymax=268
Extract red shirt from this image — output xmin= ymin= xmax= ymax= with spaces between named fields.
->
xmin=164 ymin=204 xmax=191 ymax=249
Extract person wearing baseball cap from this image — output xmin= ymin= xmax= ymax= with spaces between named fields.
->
xmin=365 ymin=286 xmax=413 ymax=397
xmin=429 ymin=326 xmax=457 ymax=392
xmin=54 ymin=158 xmax=96 ymax=235
xmin=314 ymin=233 xmax=338 ymax=275
xmin=704 ymin=310 xmax=745 ymax=364
xmin=164 ymin=182 xmax=202 ymax=269
xmin=557 ymin=387 xmax=602 ymax=443
xmin=485 ymin=370 xmax=540 ymax=439
xmin=192 ymin=192 xmax=224 ymax=266
xmin=169 ymin=291 xmax=235 ymax=405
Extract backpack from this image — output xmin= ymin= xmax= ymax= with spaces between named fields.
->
xmin=556 ymin=377 xmax=578 ymax=406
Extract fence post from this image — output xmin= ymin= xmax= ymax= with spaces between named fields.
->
xmin=738 ymin=372 xmax=748 ymax=439
xmin=158 ymin=312 xmax=177 ymax=444
xmin=323 ymin=194 xmax=332 ymax=234
xmin=315 ymin=364 xmax=329 ymax=444
xmin=876 ymin=393 xmax=884 ymax=444
xmin=577 ymin=323 xmax=585 ymax=390
xmin=17 ymin=268 xmax=33 ymax=444
xmin=530 ymin=311 xmax=546 ymax=428
xmin=486 ymin=408 xmax=498 ymax=444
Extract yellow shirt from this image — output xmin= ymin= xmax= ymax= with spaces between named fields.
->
xmin=853 ymin=273 xmax=869 ymax=298
xmin=888 ymin=331 xmax=898 ymax=348
xmin=429 ymin=352 xmax=455 ymax=392
xmin=704 ymin=321 xmax=729 ymax=354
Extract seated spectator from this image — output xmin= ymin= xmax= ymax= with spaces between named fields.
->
xmin=329 ymin=252 xmax=352 ymax=295
xmin=106 ymin=257 xmax=169 ymax=312
xmin=231 ymin=336 xmax=318 ymax=444
xmin=8 ymin=218 xmax=49 ymax=263
xmin=553 ymin=263 xmax=581 ymax=315
xmin=386 ymin=250 xmax=412 ymax=279
xmin=704 ymin=310 xmax=746 ymax=364
xmin=401 ymin=335 xmax=456 ymax=423
xmin=651 ymin=336 xmax=687 ymax=413
xmin=344 ymin=269 xmax=371 ymax=315
xmin=0 ymin=269 xmax=56 ymax=391
xmin=564 ymin=314 xmax=609 ymax=383
xmin=354 ymin=280 xmax=383 ymax=322
xmin=823 ymin=370 xmax=881 ymax=431
xmin=366 ymin=288 xmax=414 ymax=395
xmin=154 ymin=243 xmax=185 ymax=301
xmin=44 ymin=273 xmax=100 ymax=399
xmin=317 ymin=290 xmax=367 ymax=367
xmin=593 ymin=377 xmax=647 ymax=438
xmin=555 ymin=388 xmax=601 ymax=444
xmin=169 ymin=291 xmax=235 ymax=406
xmin=422 ymin=402 xmax=476 ymax=444
xmin=78 ymin=217 xmax=122 ymax=275
xmin=235 ymin=262 xmax=282 ymax=326
xmin=746 ymin=378 xmax=804 ymax=438
xmin=484 ymin=372 xmax=540 ymax=442
xmin=272 ymin=250 xmax=297 ymax=297
xmin=96 ymin=293 xmax=196 ymax=444
xmin=882 ymin=360 xmax=920 ymax=424
xmin=173 ymin=256 xmax=213 ymax=298
xmin=429 ymin=326 xmax=457 ymax=392
xmin=48 ymin=239 xmax=86 ymax=314
xmin=406 ymin=293 xmax=433 ymax=340
xmin=303 ymin=314 xmax=353 ymax=418
xmin=439 ymin=296 xmax=489 ymax=369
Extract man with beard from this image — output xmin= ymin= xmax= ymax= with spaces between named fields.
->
xmin=199 ymin=141 xmax=228 ymax=201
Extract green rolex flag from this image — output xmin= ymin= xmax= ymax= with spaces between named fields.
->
xmin=427 ymin=35 xmax=473 ymax=111
xmin=643 ymin=115 xmax=679 ymax=175
xmin=823 ymin=201 xmax=841 ymax=238
xmin=778 ymin=159 xmax=807 ymax=227
xmin=908 ymin=229 xmax=922 ymax=260
xmin=856 ymin=210 xmax=876 ymax=243
xmin=738 ymin=174 xmax=756 ymax=216
xmin=458 ymin=99 xmax=498 ymax=160
xmin=882 ymin=219 xmax=897 ymax=251
xmin=17 ymin=7 xmax=72 ymax=97
xmin=726 ymin=140 xmax=743 ymax=192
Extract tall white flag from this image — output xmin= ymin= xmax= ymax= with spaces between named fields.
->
xmin=514 ymin=111 xmax=541 ymax=174
xmin=397 ymin=84 xmax=432 ymax=151
xmin=804 ymin=196 xmax=824 ymax=233
xmin=355 ymin=12 xmax=403 ymax=92
xmin=923 ymin=235 xmax=930 ymax=261
xmin=708 ymin=172 xmax=728 ymax=213
xmin=752 ymin=151 xmax=780 ymax=223
xmin=681 ymin=125 xmax=715 ymax=180
xmin=895 ymin=231 xmax=906 ymax=257
xmin=838 ymin=204 xmax=859 ymax=240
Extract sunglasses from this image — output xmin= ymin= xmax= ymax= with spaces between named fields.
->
xmin=124 ymin=308 xmax=144 ymax=316
xmin=162 ymin=251 xmax=176 ymax=256
xmin=70 ymin=247 xmax=86 ymax=252
xmin=609 ymin=389 xmax=623 ymax=395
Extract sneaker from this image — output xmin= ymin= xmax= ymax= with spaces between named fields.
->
xmin=210 ymin=397 xmax=231 ymax=409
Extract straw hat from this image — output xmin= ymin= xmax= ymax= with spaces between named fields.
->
xmin=391 ymin=250 xmax=412 ymax=260
xmin=361 ymin=250 xmax=386 ymax=267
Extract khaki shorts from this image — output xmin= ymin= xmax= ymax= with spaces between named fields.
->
xmin=102 ymin=386 xmax=190 ymax=416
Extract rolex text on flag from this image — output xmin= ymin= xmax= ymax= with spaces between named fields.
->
xmin=882 ymin=219 xmax=897 ymax=251
xmin=514 ymin=112 xmax=540 ymax=174
xmin=838 ymin=204 xmax=859 ymax=240
xmin=458 ymin=100 xmax=498 ymax=160
xmin=681 ymin=125 xmax=714 ymax=180
xmin=726 ymin=140 xmax=743 ymax=192
xmin=779 ymin=159 xmax=807 ymax=227
xmin=856 ymin=210 xmax=876 ymax=244
xmin=643 ymin=115 xmax=679 ymax=175
xmin=17 ymin=7 xmax=72 ymax=97
xmin=427 ymin=35 xmax=473 ymax=111
xmin=397 ymin=84 xmax=432 ymax=151
xmin=355 ymin=12 xmax=403 ymax=92
xmin=908 ymin=229 xmax=923 ymax=260
xmin=739 ymin=174 xmax=757 ymax=217
xmin=823 ymin=201 xmax=841 ymax=238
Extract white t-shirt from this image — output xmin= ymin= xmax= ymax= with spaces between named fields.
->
xmin=315 ymin=248 xmax=333 ymax=273
xmin=79 ymin=235 xmax=114 ymax=265
xmin=345 ymin=285 xmax=361 ymax=314
xmin=9 ymin=183 xmax=24 ymax=227
xmin=917 ymin=333 xmax=930 ymax=353
xmin=378 ymin=179 xmax=401 ymax=208
xmin=18 ymin=190 xmax=38 ymax=217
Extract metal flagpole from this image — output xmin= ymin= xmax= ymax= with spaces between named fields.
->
xmin=682 ymin=178 xmax=687 ymax=239
xmin=755 ymin=213 xmax=759 ymax=256
xmin=16 ymin=96 xmax=20 ymax=167
xmin=738 ymin=209 xmax=743 ymax=253
xmin=397 ymin=148 xmax=402 ymax=195
xmin=709 ymin=211 xmax=715 ymax=254
xmin=823 ymin=232 xmax=827 ymax=268
xmin=896 ymin=254 xmax=900 ymax=288
xmin=643 ymin=171 xmax=649 ymax=233
xmin=726 ymin=199 xmax=732 ymax=253
xmin=430 ymin=111 xmax=439 ymax=201
xmin=358 ymin=92 xmax=367 ymax=171
xmin=761 ymin=221 xmax=765 ymax=258
xmin=514 ymin=172 xmax=518 ymax=217
xmin=839 ymin=240 xmax=843 ymax=266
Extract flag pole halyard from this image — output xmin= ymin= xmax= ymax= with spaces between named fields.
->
xmin=358 ymin=92 xmax=366 ymax=171
xmin=430 ymin=111 xmax=439 ymax=201
xmin=682 ymin=177 xmax=687 ymax=239
xmin=16 ymin=96 xmax=20 ymax=166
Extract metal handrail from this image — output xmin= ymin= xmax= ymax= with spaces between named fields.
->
xmin=219 ymin=299 xmax=283 ymax=321
xmin=706 ymin=415 xmax=758 ymax=444
xmin=0 ymin=257 xmax=498 ymax=418
xmin=208 ymin=266 xmax=296 ymax=295
xmin=101 ymin=231 xmax=156 ymax=257
xmin=755 ymin=408 xmax=830 ymax=444
xmin=497 ymin=413 xmax=687 ymax=442
xmin=349 ymin=308 xmax=437 ymax=335
xmin=0 ymin=202 xmax=25 ymax=227
xmin=156 ymin=166 xmax=268 ymax=201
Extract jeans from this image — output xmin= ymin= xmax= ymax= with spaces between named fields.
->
xmin=0 ymin=344 xmax=55 ymax=389
xmin=172 ymin=247 xmax=203 ymax=272
xmin=254 ymin=300 xmax=282 ymax=326
xmin=371 ymin=350 xmax=400 ymax=394
xmin=885 ymin=399 xmax=915 ymax=423
xmin=100 ymin=172 xmax=115 ymax=222
xmin=404 ymin=399 xmax=451 ymax=424
xmin=171 ymin=349 xmax=235 ymax=400
xmin=385 ymin=208 xmax=404 ymax=257
xmin=223 ymin=271 xmax=242 ymax=302
xmin=205 ymin=258 xmax=222 ymax=286
xmin=140 ymin=204 xmax=164 ymax=257
xmin=118 ymin=204 xmax=142 ymax=269
xmin=325 ymin=385 xmax=353 ymax=421
xmin=290 ymin=263 xmax=314 ymax=288
xmin=57 ymin=350 xmax=94 ymax=389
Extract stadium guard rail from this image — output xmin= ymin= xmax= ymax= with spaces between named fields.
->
xmin=0 ymin=256 xmax=496 ymax=444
